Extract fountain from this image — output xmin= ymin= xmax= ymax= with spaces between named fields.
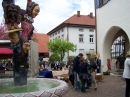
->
xmin=0 ymin=78 xmax=68 ymax=97
xmin=0 ymin=0 xmax=69 ymax=96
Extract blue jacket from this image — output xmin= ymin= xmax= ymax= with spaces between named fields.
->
xmin=78 ymin=62 xmax=90 ymax=74
xmin=73 ymin=56 xmax=80 ymax=73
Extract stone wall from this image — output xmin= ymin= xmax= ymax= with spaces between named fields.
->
xmin=28 ymin=40 xmax=39 ymax=77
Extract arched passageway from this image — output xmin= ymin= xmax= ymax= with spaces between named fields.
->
xmin=102 ymin=26 xmax=129 ymax=71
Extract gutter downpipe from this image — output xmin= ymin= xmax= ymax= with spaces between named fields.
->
xmin=94 ymin=0 xmax=97 ymax=54
xmin=67 ymin=23 xmax=69 ymax=60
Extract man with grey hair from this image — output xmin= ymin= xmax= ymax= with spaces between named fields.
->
xmin=86 ymin=53 xmax=97 ymax=91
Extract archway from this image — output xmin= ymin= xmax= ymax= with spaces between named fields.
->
xmin=102 ymin=26 xmax=129 ymax=71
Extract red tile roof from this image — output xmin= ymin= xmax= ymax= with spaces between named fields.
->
xmin=64 ymin=14 xmax=95 ymax=26
xmin=32 ymin=33 xmax=49 ymax=53
xmin=47 ymin=13 xmax=95 ymax=35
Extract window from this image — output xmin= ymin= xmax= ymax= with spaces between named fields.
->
xmin=53 ymin=34 xmax=54 ymax=36
xmin=89 ymin=35 xmax=94 ymax=43
xmin=96 ymin=0 xmax=110 ymax=9
xmin=58 ymin=36 xmax=60 ymax=38
xmin=79 ymin=49 xmax=84 ymax=55
xmin=62 ymin=34 xmax=64 ymax=40
xmin=89 ymin=29 xmax=94 ymax=32
xmin=79 ymin=28 xmax=84 ymax=32
xmin=79 ymin=34 xmax=84 ymax=43
xmin=55 ymin=32 xmax=57 ymax=35
xmin=89 ymin=49 xmax=94 ymax=53
xmin=61 ymin=29 xmax=64 ymax=32
xmin=58 ymin=31 xmax=60 ymax=34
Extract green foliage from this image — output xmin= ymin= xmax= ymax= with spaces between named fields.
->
xmin=47 ymin=38 xmax=76 ymax=62
xmin=49 ymin=53 xmax=60 ymax=62
xmin=68 ymin=56 xmax=75 ymax=60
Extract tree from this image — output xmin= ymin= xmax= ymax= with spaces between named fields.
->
xmin=47 ymin=38 xmax=77 ymax=62
xmin=0 ymin=19 xmax=9 ymax=40
xmin=49 ymin=53 xmax=60 ymax=62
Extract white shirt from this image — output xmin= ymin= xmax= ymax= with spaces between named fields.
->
xmin=123 ymin=58 xmax=130 ymax=79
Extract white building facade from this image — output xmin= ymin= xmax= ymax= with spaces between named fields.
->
xmin=96 ymin=0 xmax=130 ymax=72
xmin=48 ymin=11 xmax=96 ymax=61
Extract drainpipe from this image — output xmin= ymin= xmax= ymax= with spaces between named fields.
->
xmin=67 ymin=24 xmax=69 ymax=58
xmin=94 ymin=0 xmax=97 ymax=54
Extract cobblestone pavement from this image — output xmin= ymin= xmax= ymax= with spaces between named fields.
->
xmin=63 ymin=75 xmax=125 ymax=97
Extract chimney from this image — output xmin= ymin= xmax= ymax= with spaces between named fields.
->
xmin=90 ymin=12 xmax=93 ymax=18
xmin=77 ymin=11 xmax=80 ymax=17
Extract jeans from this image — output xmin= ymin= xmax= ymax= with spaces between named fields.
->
xmin=74 ymin=72 xmax=80 ymax=89
xmin=79 ymin=73 xmax=87 ymax=92
xmin=125 ymin=78 xmax=130 ymax=97
xmin=87 ymin=73 xmax=93 ymax=87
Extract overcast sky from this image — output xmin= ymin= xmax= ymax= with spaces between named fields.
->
xmin=0 ymin=0 xmax=94 ymax=33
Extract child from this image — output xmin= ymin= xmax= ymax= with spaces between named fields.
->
xmin=68 ymin=60 xmax=74 ymax=87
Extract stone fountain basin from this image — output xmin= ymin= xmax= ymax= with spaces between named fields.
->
xmin=0 ymin=78 xmax=69 ymax=97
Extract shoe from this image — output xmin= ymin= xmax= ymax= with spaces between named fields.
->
xmin=94 ymin=88 xmax=97 ymax=91
xmin=85 ymin=87 xmax=89 ymax=89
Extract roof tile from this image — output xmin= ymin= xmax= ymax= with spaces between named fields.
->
xmin=32 ymin=33 xmax=49 ymax=53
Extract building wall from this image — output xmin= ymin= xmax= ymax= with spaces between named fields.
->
xmin=49 ymin=26 xmax=96 ymax=61
xmin=68 ymin=26 xmax=95 ymax=58
xmin=49 ymin=27 xmax=67 ymax=41
xmin=96 ymin=0 xmax=130 ymax=72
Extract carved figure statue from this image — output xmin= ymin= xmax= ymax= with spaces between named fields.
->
xmin=2 ymin=0 xmax=40 ymax=86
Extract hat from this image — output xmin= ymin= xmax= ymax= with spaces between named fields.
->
xmin=6 ymin=28 xmax=22 ymax=33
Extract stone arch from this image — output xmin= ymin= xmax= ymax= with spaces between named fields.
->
xmin=102 ymin=26 xmax=130 ymax=71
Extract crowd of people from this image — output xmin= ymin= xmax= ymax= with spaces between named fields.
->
xmin=39 ymin=60 xmax=67 ymax=71
xmin=68 ymin=53 xmax=101 ymax=93
xmin=0 ymin=59 xmax=13 ymax=72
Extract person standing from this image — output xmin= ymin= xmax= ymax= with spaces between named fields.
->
xmin=86 ymin=53 xmax=97 ymax=91
xmin=94 ymin=54 xmax=101 ymax=73
xmin=78 ymin=57 xmax=90 ymax=93
xmin=73 ymin=53 xmax=83 ymax=90
xmin=68 ymin=60 xmax=74 ymax=87
xmin=123 ymin=52 xmax=130 ymax=97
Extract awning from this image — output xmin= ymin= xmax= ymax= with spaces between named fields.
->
xmin=0 ymin=48 xmax=13 ymax=54
xmin=0 ymin=48 xmax=13 ymax=59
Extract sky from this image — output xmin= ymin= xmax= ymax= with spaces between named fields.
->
xmin=0 ymin=0 xmax=94 ymax=34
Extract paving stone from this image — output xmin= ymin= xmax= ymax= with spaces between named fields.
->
xmin=63 ymin=75 xmax=125 ymax=97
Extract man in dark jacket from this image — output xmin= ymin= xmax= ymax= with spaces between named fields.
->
xmin=73 ymin=53 xmax=83 ymax=90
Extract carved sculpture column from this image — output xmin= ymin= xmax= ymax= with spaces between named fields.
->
xmin=2 ymin=0 xmax=40 ymax=85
